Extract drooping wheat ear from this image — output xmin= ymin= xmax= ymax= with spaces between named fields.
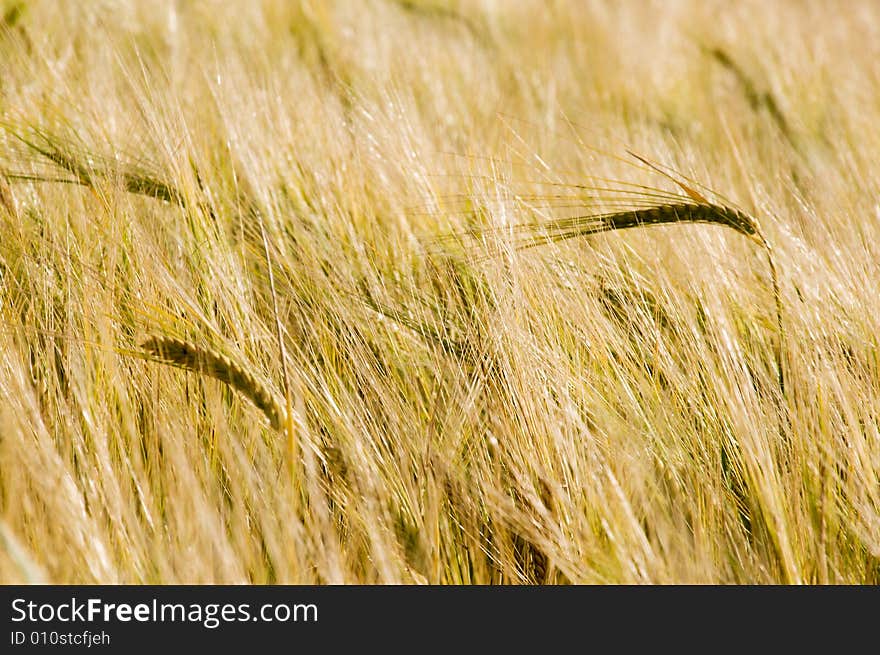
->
xmin=5 ymin=127 xmax=187 ymax=206
xmin=702 ymin=45 xmax=797 ymax=151
xmin=140 ymin=336 xmax=286 ymax=432
xmin=489 ymin=201 xmax=760 ymax=249
xmin=456 ymin=200 xmax=785 ymax=395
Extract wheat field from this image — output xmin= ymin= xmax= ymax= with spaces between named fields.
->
xmin=1 ymin=0 xmax=878 ymax=584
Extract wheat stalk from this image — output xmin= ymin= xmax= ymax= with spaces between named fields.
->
xmin=140 ymin=335 xmax=286 ymax=432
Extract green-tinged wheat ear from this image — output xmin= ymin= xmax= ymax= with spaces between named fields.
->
xmin=4 ymin=127 xmax=187 ymax=205
xmin=574 ymin=203 xmax=783 ymax=395
xmin=140 ymin=336 xmax=286 ymax=432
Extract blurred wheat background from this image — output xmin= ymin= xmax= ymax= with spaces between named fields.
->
xmin=1 ymin=0 xmax=878 ymax=584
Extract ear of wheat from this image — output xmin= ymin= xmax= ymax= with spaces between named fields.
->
xmin=432 ymin=170 xmax=786 ymax=395
xmin=506 ymin=201 xmax=783 ymax=394
xmin=474 ymin=201 xmax=760 ymax=250
xmin=2 ymin=125 xmax=187 ymax=206
xmin=140 ymin=336 xmax=286 ymax=432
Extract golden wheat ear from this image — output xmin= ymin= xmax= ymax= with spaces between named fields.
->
xmin=442 ymin=171 xmax=785 ymax=396
xmin=140 ymin=336 xmax=286 ymax=432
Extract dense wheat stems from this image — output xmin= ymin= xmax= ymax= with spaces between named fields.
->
xmin=3 ymin=0 xmax=877 ymax=586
